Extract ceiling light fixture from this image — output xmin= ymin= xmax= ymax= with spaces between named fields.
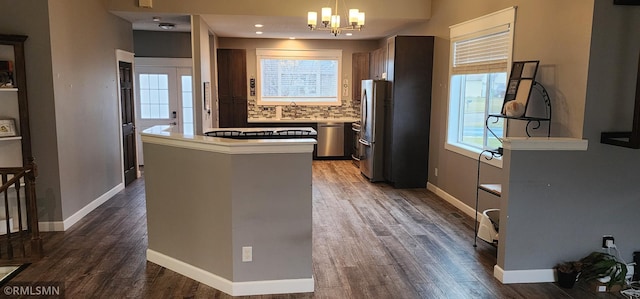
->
xmin=158 ymin=23 xmax=175 ymax=30
xmin=152 ymin=16 xmax=161 ymax=22
xmin=256 ymin=31 xmax=263 ymax=35
xmin=254 ymin=24 xmax=264 ymax=28
xmin=307 ymin=0 xmax=364 ymax=36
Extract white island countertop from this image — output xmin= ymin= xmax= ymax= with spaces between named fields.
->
xmin=141 ymin=125 xmax=316 ymax=154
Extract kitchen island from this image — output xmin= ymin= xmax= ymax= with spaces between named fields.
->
xmin=141 ymin=125 xmax=316 ymax=296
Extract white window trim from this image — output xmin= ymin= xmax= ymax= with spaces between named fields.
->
xmin=256 ymin=48 xmax=342 ymax=106
xmin=445 ymin=7 xmax=516 ymax=168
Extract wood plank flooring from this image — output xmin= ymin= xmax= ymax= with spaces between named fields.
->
xmin=6 ymin=160 xmax=622 ymax=298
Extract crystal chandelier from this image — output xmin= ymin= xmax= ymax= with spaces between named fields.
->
xmin=307 ymin=0 xmax=365 ymax=36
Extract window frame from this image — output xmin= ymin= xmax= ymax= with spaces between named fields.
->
xmin=138 ymin=72 xmax=171 ymax=120
xmin=256 ymin=48 xmax=342 ymax=106
xmin=445 ymin=7 xmax=516 ymax=168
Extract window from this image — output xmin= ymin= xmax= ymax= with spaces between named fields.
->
xmin=139 ymin=74 xmax=170 ymax=119
xmin=181 ymin=74 xmax=194 ymax=135
xmin=256 ymin=49 xmax=342 ymax=105
xmin=446 ymin=7 xmax=516 ymax=165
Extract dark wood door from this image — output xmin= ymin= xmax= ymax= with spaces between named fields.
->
xmin=217 ymin=49 xmax=248 ymax=128
xmin=119 ymin=61 xmax=137 ymax=186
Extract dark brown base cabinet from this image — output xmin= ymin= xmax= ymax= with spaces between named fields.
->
xmin=383 ymin=36 xmax=434 ymax=188
xmin=248 ymin=122 xmax=353 ymax=160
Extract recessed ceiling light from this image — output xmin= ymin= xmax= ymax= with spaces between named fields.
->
xmin=256 ymin=31 xmax=263 ymax=35
xmin=152 ymin=16 xmax=161 ymax=22
xmin=289 ymin=37 xmax=296 ymax=40
xmin=346 ymin=33 xmax=353 ymax=36
xmin=158 ymin=23 xmax=175 ymax=30
xmin=255 ymin=24 xmax=264 ymax=28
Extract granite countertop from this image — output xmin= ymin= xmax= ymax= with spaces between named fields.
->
xmin=248 ymin=117 xmax=359 ymax=123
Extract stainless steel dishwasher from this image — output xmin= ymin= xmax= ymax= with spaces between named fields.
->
xmin=316 ymin=122 xmax=344 ymax=157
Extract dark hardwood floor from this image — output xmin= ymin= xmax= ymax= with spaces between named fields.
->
xmin=7 ymin=160 xmax=622 ymax=298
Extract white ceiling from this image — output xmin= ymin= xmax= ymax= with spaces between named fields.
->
xmin=113 ymin=11 xmax=426 ymax=40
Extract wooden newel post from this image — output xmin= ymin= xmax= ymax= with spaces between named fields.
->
xmin=26 ymin=157 xmax=42 ymax=258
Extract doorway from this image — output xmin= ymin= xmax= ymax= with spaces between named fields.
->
xmin=119 ymin=61 xmax=137 ymax=186
xmin=116 ymin=50 xmax=138 ymax=186
xmin=134 ymin=58 xmax=193 ymax=165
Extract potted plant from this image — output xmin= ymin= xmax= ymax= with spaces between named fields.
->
xmin=555 ymin=261 xmax=582 ymax=288
xmin=579 ymin=251 xmax=628 ymax=291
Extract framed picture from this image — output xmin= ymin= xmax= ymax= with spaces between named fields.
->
xmin=501 ymin=60 xmax=540 ymax=117
xmin=0 ymin=119 xmax=17 ymax=137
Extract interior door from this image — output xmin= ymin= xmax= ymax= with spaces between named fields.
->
xmin=135 ymin=66 xmax=181 ymax=165
xmin=119 ymin=61 xmax=137 ymax=186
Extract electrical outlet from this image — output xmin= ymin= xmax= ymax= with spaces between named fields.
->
xmin=602 ymin=235 xmax=615 ymax=248
xmin=242 ymin=246 xmax=252 ymax=262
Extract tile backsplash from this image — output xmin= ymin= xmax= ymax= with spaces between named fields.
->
xmin=248 ymin=97 xmax=361 ymax=119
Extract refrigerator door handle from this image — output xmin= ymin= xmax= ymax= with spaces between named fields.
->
xmin=362 ymin=91 xmax=368 ymax=129
xmin=358 ymin=138 xmax=371 ymax=146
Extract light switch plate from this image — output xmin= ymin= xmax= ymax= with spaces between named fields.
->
xmin=242 ymin=246 xmax=252 ymax=262
xmin=139 ymin=0 xmax=152 ymax=8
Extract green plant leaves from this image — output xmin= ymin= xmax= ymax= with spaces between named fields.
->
xmin=579 ymin=251 xmax=628 ymax=288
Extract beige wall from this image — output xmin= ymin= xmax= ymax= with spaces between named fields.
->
xmin=0 ymin=0 xmax=61 ymax=221
xmin=1 ymin=0 xmax=134 ymax=222
xmin=144 ymin=143 xmax=234 ymax=279
xmin=397 ymin=0 xmax=595 ymax=212
xmin=218 ymin=38 xmax=379 ymax=119
xmin=48 ymin=0 xmax=134 ymax=220
xmin=191 ymin=15 xmax=213 ymax=133
xmin=143 ymin=138 xmax=314 ymax=284
xmin=46 ymin=0 xmax=133 ymax=221
xmin=107 ymin=0 xmax=430 ymax=20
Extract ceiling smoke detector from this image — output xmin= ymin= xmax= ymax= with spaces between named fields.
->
xmin=158 ymin=23 xmax=175 ymax=30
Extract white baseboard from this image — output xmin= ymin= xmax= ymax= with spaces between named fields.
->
xmin=426 ymin=182 xmax=481 ymax=220
xmin=38 ymin=183 xmax=124 ymax=232
xmin=427 ymin=183 xmax=557 ymax=285
xmin=494 ymin=265 xmax=555 ymax=283
xmin=38 ymin=221 xmax=65 ymax=232
xmin=147 ymin=249 xmax=314 ymax=296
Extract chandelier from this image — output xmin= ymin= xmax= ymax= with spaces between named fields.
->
xmin=307 ymin=0 xmax=365 ymax=36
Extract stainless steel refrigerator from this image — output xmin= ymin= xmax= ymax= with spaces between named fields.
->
xmin=359 ymin=79 xmax=389 ymax=182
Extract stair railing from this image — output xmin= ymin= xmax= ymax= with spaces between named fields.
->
xmin=0 ymin=160 xmax=42 ymax=261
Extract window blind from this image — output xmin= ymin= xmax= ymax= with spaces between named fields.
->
xmin=452 ymin=30 xmax=509 ymax=75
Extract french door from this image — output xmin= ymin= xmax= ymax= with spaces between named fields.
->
xmin=135 ymin=65 xmax=192 ymax=165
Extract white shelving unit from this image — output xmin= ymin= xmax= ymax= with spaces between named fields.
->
xmin=0 ymin=36 xmax=29 ymax=169
xmin=0 ymin=65 xmax=22 ymax=168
